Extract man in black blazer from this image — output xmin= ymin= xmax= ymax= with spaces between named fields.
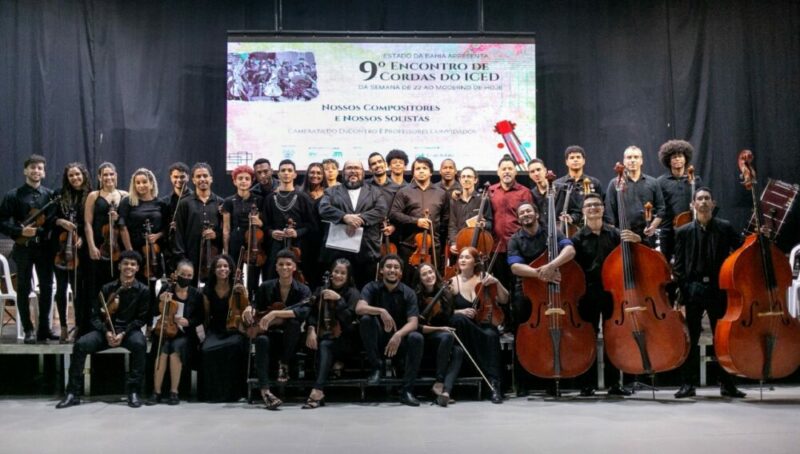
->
xmin=319 ymin=160 xmax=389 ymax=289
xmin=673 ymin=187 xmax=746 ymax=398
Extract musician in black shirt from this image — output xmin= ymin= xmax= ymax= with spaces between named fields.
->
xmin=553 ymin=145 xmax=604 ymax=226
xmin=673 ymin=187 xmax=746 ymax=399
xmin=160 ymin=162 xmax=191 ymax=272
xmin=57 ymin=250 xmax=150 ymax=408
xmin=0 ymin=154 xmax=57 ymax=343
xmin=656 ymin=140 xmax=702 ymax=262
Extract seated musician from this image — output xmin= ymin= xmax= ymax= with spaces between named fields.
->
xmin=242 ymin=249 xmax=311 ymax=410
xmin=414 ymin=263 xmax=464 ymax=407
xmin=303 ymin=258 xmax=361 ymax=409
xmin=57 ymin=250 xmax=150 ymax=409
xmin=673 ymin=187 xmax=746 ymax=399
xmin=146 ymin=260 xmax=204 ymax=406
xmin=356 ymin=254 xmax=424 ymax=406
xmin=448 ymin=247 xmax=508 ymax=404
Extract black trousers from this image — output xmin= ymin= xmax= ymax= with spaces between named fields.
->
xmin=312 ymin=335 xmax=354 ymax=390
xmin=577 ymin=287 xmax=623 ymax=389
xmin=423 ymin=330 xmax=464 ymax=393
xmin=450 ymin=314 xmax=502 ymax=382
xmin=679 ymin=286 xmax=735 ymax=387
xmin=359 ymin=315 xmax=424 ymax=391
xmin=66 ymin=329 xmax=147 ymax=394
xmin=254 ymin=318 xmax=302 ymax=388
xmin=11 ymin=245 xmax=54 ymax=333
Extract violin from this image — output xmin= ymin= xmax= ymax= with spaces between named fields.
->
xmin=154 ymin=274 xmax=180 ymax=340
xmin=141 ymin=219 xmax=161 ymax=281
xmin=672 ymin=165 xmax=696 ymax=228
xmin=715 ymin=150 xmax=800 ymax=380
xmin=449 ymin=182 xmax=494 ymax=279
xmin=316 ymin=272 xmax=342 ymax=338
xmin=99 ymin=201 xmax=121 ymax=263
xmin=284 ymin=218 xmax=302 ymax=263
xmin=420 ymin=281 xmax=452 ymax=324
xmin=517 ymin=170 xmax=595 ymax=382
xmin=226 ymin=246 xmax=250 ymax=332
xmin=473 ymin=246 xmax=505 ymax=327
xmin=377 ymin=218 xmax=398 ymax=280
xmin=409 ymin=209 xmax=434 ymax=267
xmin=16 ymin=194 xmax=60 ymax=246
xmin=246 ymin=203 xmax=267 ymax=267
xmin=601 ymin=163 xmax=688 ymax=376
xmin=198 ymin=211 xmax=219 ymax=281
xmin=54 ymin=210 xmax=79 ymax=271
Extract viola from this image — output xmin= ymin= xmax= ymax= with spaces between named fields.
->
xmin=99 ymin=287 xmax=121 ymax=336
xmin=154 ymin=275 xmax=180 ymax=340
xmin=715 ymin=150 xmax=800 ymax=380
xmin=601 ymin=163 xmax=688 ymax=376
xmin=141 ymin=219 xmax=161 ymax=281
xmin=16 ymin=194 xmax=61 ymax=246
xmin=99 ymin=201 xmax=121 ymax=263
xmin=315 ymin=272 xmax=342 ymax=338
xmin=284 ymin=217 xmax=303 ymax=263
xmin=198 ymin=212 xmax=219 ymax=281
xmin=516 ymin=171 xmax=595 ymax=382
xmin=245 ymin=203 xmax=266 ymax=267
xmin=473 ymin=246 xmax=505 ymax=327
xmin=409 ymin=209 xmax=433 ymax=267
xmin=672 ymin=165 xmax=696 ymax=228
xmin=54 ymin=210 xmax=79 ymax=271
xmin=420 ymin=281 xmax=452 ymax=324
xmin=379 ymin=218 xmax=397 ymax=256
xmin=226 ymin=246 xmax=250 ymax=332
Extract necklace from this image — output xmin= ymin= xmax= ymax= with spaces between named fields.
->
xmin=273 ymin=190 xmax=298 ymax=212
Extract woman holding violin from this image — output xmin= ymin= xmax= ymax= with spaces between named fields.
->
xmin=415 ymin=263 xmax=464 ymax=407
xmin=200 ymin=254 xmax=248 ymax=402
xmin=448 ymin=247 xmax=508 ymax=404
xmin=118 ymin=168 xmax=167 ymax=284
xmin=84 ymin=162 xmax=128 ymax=328
xmin=146 ymin=260 xmax=204 ymax=405
xmin=303 ymin=259 xmax=360 ymax=409
xmin=221 ymin=165 xmax=264 ymax=295
xmin=52 ymin=162 xmax=92 ymax=341
xmin=300 ymin=162 xmax=325 ymax=286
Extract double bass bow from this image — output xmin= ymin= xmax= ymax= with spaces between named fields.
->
xmin=517 ymin=171 xmax=595 ymax=390
xmin=601 ymin=163 xmax=688 ymax=387
xmin=715 ymin=150 xmax=800 ymax=382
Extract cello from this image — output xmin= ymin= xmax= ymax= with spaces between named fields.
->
xmin=448 ymin=182 xmax=494 ymax=279
xmin=601 ymin=163 xmax=688 ymax=379
xmin=672 ymin=165 xmax=696 ymax=228
xmin=517 ymin=171 xmax=595 ymax=386
xmin=715 ymin=150 xmax=800 ymax=381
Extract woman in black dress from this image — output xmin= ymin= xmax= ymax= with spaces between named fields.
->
xmin=200 ymin=254 xmax=248 ymax=402
xmin=118 ymin=168 xmax=167 ymax=284
xmin=300 ymin=162 xmax=324 ymax=287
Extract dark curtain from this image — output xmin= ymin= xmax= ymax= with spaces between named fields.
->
xmin=1 ymin=0 xmax=798 ymax=249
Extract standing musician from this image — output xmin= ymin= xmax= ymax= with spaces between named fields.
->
xmin=221 ymin=165 xmax=264 ymax=295
xmin=173 ymin=163 xmax=223 ymax=286
xmin=390 ymin=157 xmax=449 ymax=281
xmin=415 ymin=263 xmax=464 ymax=407
xmin=386 ymin=149 xmax=409 ymax=187
xmin=570 ymin=193 xmax=639 ymax=396
xmin=300 ymin=162 xmax=326 ymax=286
xmin=528 ymin=158 xmax=551 ymax=218
xmin=263 ymin=159 xmax=315 ymax=281
xmin=319 ymin=160 xmax=388 ymax=289
xmin=119 ymin=168 xmax=167 ymax=284
xmin=84 ymin=162 xmax=128 ymax=337
xmin=322 ymin=158 xmax=341 ymax=188
xmin=437 ymin=158 xmax=461 ymax=196
xmin=52 ymin=163 xmax=92 ymax=341
xmin=656 ymin=140 xmax=702 ymax=262
xmin=160 ymin=162 xmax=191 ymax=272
xmin=200 ymin=254 xmax=247 ymax=402
xmin=489 ymin=156 xmax=534 ymax=296
xmin=250 ymin=158 xmax=278 ymax=199
xmin=447 ymin=167 xmax=493 ymax=263
xmin=672 ymin=187 xmax=746 ymax=399
xmin=554 ymin=145 xmax=605 ymax=227
xmin=605 ymin=146 xmax=665 ymax=246
xmin=146 ymin=260 xmax=204 ymax=406
xmin=303 ymin=259 xmax=361 ymax=409
xmin=508 ymin=201 xmax=575 ymax=395
xmin=366 ymin=151 xmax=403 ymax=207
xmin=356 ymin=254 xmax=424 ymax=406
xmin=0 ymin=154 xmax=57 ymax=343
xmin=242 ymin=249 xmax=311 ymax=410
xmin=56 ymin=250 xmax=150 ymax=409
xmin=448 ymin=247 xmax=508 ymax=403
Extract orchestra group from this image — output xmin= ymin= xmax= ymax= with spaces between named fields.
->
xmin=2 ymin=140 xmax=797 ymax=411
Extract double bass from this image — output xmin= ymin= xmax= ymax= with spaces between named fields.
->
xmin=715 ymin=150 xmax=800 ymax=381
xmin=672 ymin=165 xmax=696 ymax=228
xmin=601 ymin=163 xmax=688 ymax=378
xmin=517 ymin=171 xmax=595 ymax=385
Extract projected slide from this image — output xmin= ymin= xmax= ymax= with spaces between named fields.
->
xmin=226 ymin=38 xmax=535 ymax=171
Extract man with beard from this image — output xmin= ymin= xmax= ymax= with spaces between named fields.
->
xmin=160 ymin=162 xmax=192 ymax=272
xmin=319 ymin=160 xmax=388 ymax=289
xmin=436 ymin=159 xmax=461 ymax=196
xmin=553 ymin=145 xmax=604 ymax=227
xmin=356 ymin=254 xmax=424 ymax=406
xmin=250 ymin=158 xmax=279 ymax=199
xmin=173 ymin=163 xmax=223 ymax=286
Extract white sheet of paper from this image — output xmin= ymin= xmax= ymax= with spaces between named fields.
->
xmin=325 ymin=223 xmax=363 ymax=253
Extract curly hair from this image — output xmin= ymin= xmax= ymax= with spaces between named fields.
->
xmin=658 ymin=140 xmax=694 ymax=169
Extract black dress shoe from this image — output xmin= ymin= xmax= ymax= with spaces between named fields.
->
xmin=580 ymin=386 xmax=596 ymax=397
xmin=37 ymin=330 xmax=60 ymax=342
xmin=366 ymin=368 xmax=382 ymax=385
xmin=720 ymin=384 xmax=746 ymax=398
xmin=674 ymin=384 xmax=696 ymax=398
xmin=168 ymin=392 xmax=180 ymax=405
xmin=56 ymin=393 xmax=81 ymax=409
xmin=24 ymin=330 xmax=36 ymax=344
xmin=607 ymin=385 xmax=632 ymax=396
xmin=144 ymin=393 xmax=161 ymax=406
xmin=128 ymin=392 xmax=142 ymax=408
xmin=490 ymin=381 xmax=503 ymax=404
xmin=399 ymin=390 xmax=420 ymax=407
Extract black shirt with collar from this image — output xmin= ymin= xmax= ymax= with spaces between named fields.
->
xmin=656 ymin=172 xmax=703 ymax=228
xmin=254 ymin=277 xmax=312 ymax=321
xmin=92 ymin=279 xmax=150 ymax=336
xmin=605 ymin=173 xmax=666 ymax=235
xmin=390 ymin=179 xmax=450 ymax=247
xmin=360 ymin=280 xmax=419 ymax=327
xmin=0 ymin=183 xmax=56 ymax=245
xmin=554 ymin=173 xmax=605 ymax=225
xmin=673 ymin=216 xmax=742 ymax=292
xmin=570 ymin=224 xmax=621 ymax=289
xmin=448 ymin=191 xmax=493 ymax=247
